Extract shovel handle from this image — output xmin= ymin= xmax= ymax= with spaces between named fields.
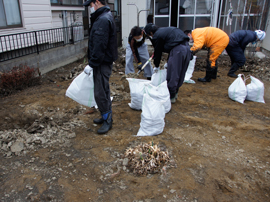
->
xmin=137 ymin=54 xmax=154 ymax=75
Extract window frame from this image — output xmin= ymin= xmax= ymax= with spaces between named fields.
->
xmin=0 ymin=0 xmax=23 ymax=29
xmin=50 ymin=0 xmax=83 ymax=7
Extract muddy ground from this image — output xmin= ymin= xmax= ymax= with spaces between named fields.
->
xmin=0 ymin=49 xmax=270 ymax=202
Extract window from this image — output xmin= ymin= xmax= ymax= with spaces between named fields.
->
xmin=51 ymin=0 xmax=83 ymax=6
xmin=0 ymin=0 xmax=22 ymax=29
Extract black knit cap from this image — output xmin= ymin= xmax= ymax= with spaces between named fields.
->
xmin=144 ymin=23 xmax=153 ymax=35
xmin=83 ymin=0 xmax=95 ymax=7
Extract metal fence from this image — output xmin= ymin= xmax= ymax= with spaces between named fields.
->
xmin=0 ymin=25 xmax=85 ymax=62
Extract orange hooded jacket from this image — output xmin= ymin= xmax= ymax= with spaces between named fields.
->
xmin=190 ymin=27 xmax=229 ymax=67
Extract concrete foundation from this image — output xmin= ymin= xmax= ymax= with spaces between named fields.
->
xmin=0 ymin=39 xmax=88 ymax=75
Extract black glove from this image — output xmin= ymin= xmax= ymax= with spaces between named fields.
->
xmin=137 ymin=62 xmax=143 ymax=71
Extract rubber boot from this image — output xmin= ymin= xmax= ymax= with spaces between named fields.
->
xmin=212 ymin=62 xmax=218 ymax=79
xmin=93 ymin=117 xmax=103 ymax=124
xmin=227 ymin=63 xmax=239 ymax=78
xmin=198 ymin=69 xmax=213 ymax=82
xmin=97 ymin=111 xmax=112 ymax=134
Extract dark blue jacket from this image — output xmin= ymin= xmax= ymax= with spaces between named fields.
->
xmin=88 ymin=6 xmax=118 ymax=67
xmin=151 ymin=27 xmax=190 ymax=67
xmin=228 ymin=30 xmax=257 ymax=51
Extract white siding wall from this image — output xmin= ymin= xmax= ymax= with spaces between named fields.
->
xmin=262 ymin=7 xmax=270 ymax=52
xmin=121 ymin=0 xmax=149 ymax=47
xmin=0 ymin=0 xmax=84 ymax=35
xmin=0 ymin=0 xmax=52 ymax=35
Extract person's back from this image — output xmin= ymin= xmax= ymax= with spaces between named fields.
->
xmin=191 ymin=27 xmax=228 ymax=51
xmin=153 ymin=27 xmax=189 ymax=53
xmin=229 ymin=30 xmax=256 ymax=50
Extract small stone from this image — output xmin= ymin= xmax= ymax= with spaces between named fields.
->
xmin=10 ymin=141 xmax=24 ymax=153
xmin=170 ymin=189 xmax=176 ymax=193
xmin=123 ymin=158 xmax=129 ymax=166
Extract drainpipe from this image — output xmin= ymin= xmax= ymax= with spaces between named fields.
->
xmin=127 ymin=3 xmax=149 ymax=27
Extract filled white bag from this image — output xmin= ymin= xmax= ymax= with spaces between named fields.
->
xmin=137 ymin=93 xmax=166 ymax=136
xmin=184 ymin=56 xmax=196 ymax=83
xmin=145 ymin=81 xmax=171 ymax=113
xmin=228 ymin=74 xmax=247 ymax=104
xmin=151 ymin=69 xmax=167 ymax=87
xmin=126 ymin=78 xmax=151 ymax=110
xmin=66 ymin=65 xmax=96 ymax=107
xmin=246 ymin=76 xmax=265 ymax=103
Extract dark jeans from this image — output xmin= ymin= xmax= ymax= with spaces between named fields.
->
xmin=167 ymin=43 xmax=192 ymax=98
xmin=93 ymin=63 xmax=112 ymax=114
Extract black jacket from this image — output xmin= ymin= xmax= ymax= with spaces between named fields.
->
xmin=151 ymin=27 xmax=189 ymax=67
xmin=228 ymin=30 xmax=257 ymax=51
xmin=88 ymin=6 xmax=118 ymax=67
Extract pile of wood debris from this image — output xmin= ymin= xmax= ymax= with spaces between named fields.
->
xmin=124 ymin=141 xmax=170 ymax=176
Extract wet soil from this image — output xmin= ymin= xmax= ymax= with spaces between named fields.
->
xmin=0 ymin=51 xmax=270 ymax=202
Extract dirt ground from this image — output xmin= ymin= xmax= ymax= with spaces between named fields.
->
xmin=0 ymin=50 xmax=270 ymax=202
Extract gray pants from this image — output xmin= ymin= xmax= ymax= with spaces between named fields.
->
xmin=167 ymin=43 xmax=191 ymax=98
xmin=125 ymin=43 xmax=153 ymax=78
xmin=93 ymin=63 xmax=112 ymax=114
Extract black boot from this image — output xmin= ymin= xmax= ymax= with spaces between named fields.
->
xmin=212 ymin=61 xmax=218 ymax=79
xmin=93 ymin=117 xmax=103 ymax=124
xmin=227 ymin=63 xmax=239 ymax=78
xmin=198 ymin=69 xmax=213 ymax=82
xmin=97 ymin=112 xmax=112 ymax=134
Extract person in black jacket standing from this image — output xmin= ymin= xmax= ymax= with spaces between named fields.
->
xmin=144 ymin=23 xmax=192 ymax=103
xmin=83 ymin=0 xmax=118 ymax=134
xmin=226 ymin=30 xmax=266 ymax=78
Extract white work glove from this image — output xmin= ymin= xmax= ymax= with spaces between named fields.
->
xmin=84 ymin=65 xmax=92 ymax=75
xmin=164 ymin=63 xmax=168 ymax=69
xmin=153 ymin=67 xmax=160 ymax=73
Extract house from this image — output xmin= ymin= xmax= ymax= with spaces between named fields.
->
xmin=0 ymin=0 xmax=88 ymax=73
xmin=121 ymin=0 xmax=270 ymax=54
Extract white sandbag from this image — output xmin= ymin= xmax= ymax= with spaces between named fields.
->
xmin=126 ymin=78 xmax=151 ymax=110
xmin=137 ymin=94 xmax=165 ymax=136
xmin=228 ymin=74 xmax=247 ymax=104
xmin=151 ymin=69 xmax=167 ymax=87
xmin=66 ymin=65 xmax=96 ymax=107
xmin=145 ymin=81 xmax=171 ymax=113
xmin=246 ymin=76 xmax=265 ymax=103
xmin=184 ymin=56 xmax=196 ymax=83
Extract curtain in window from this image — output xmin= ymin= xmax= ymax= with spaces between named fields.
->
xmin=0 ymin=0 xmax=7 ymax=27
xmin=3 ymin=0 xmax=21 ymax=26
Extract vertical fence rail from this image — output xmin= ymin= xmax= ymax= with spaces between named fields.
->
xmin=0 ymin=25 xmax=84 ymax=62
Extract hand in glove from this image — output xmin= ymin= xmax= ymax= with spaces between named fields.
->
xmin=137 ymin=62 xmax=143 ymax=71
xmin=84 ymin=65 xmax=92 ymax=75
xmin=153 ymin=67 xmax=160 ymax=73
xmin=164 ymin=63 xmax=168 ymax=69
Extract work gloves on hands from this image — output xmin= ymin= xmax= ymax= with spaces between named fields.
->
xmin=84 ymin=65 xmax=92 ymax=75
xmin=153 ymin=67 xmax=160 ymax=73
xmin=137 ymin=62 xmax=143 ymax=71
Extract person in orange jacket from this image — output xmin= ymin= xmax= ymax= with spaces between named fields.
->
xmin=184 ymin=27 xmax=229 ymax=82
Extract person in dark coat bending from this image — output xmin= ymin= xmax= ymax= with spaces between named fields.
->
xmin=144 ymin=23 xmax=193 ymax=103
xmin=83 ymin=0 xmax=118 ymax=134
xmin=226 ymin=30 xmax=266 ymax=78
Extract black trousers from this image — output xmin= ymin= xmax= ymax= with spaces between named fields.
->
xmin=226 ymin=44 xmax=246 ymax=74
xmin=167 ymin=43 xmax=192 ymax=98
xmin=93 ymin=63 xmax=112 ymax=114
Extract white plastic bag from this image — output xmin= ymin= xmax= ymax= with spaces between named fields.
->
xmin=246 ymin=76 xmax=265 ymax=103
xmin=151 ymin=69 xmax=167 ymax=87
xmin=184 ymin=56 xmax=196 ymax=83
xmin=66 ymin=65 xmax=96 ymax=107
xmin=126 ymin=78 xmax=151 ymax=110
xmin=145 ymin=81 xmax=171 ymax=113
xmin=228 ymin=74 xmax=247 ymax=104
xmin=137 ymin=93 xmax=165 ymax=136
